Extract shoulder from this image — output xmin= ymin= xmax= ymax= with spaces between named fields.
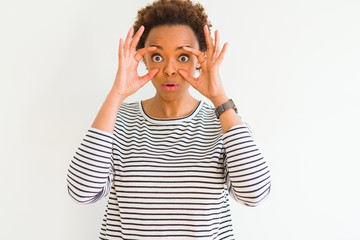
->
xmin=195 ymin=100 xmax=219 ymax=122
xmin=117 ymin=101 xmax=140 ymax=117
xmin=201 ymin=100 xmax=215 ymax=110
xmin=119 ymin=101 xmax=139 ymax=109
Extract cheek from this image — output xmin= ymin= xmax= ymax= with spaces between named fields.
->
xmin=187 ymin=56 xmax=198 ymax=73
xmin=143 ymin=55 xmax=151 ymax=67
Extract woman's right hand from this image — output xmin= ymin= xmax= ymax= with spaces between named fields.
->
xmin=110 ymin=25 xmax=158 ymax=99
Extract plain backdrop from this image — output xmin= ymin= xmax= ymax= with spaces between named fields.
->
xmin=1 ymin=0 xmax=359 ymax=239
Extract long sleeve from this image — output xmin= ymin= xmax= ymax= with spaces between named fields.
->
xmin=67 ymin=127 xmax=115 ymax=204
xmin=222 ymin=123 xmax=271 ymax=207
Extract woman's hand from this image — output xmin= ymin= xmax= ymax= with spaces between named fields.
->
xmin=178 ymin=25 xmax=229 ymax=106
xmin=110 ymin=26 xmax=158 ymax=99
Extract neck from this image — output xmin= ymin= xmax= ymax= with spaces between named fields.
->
xmin=144 ymin=93 xmax=199 ymax=119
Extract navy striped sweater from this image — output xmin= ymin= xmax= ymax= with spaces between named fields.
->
xmin=67 ymin=100 xmax=271 ymax=239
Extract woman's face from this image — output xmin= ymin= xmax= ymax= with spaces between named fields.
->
xmin=143 ymin=24 xmax=201 ymax=101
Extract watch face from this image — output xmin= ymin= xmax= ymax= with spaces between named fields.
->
xmin=215 ymin=99 xmax=237 ymax=118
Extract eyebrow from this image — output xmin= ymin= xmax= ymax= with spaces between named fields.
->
xmin=150 ymin=44 xmax=191 ymax=50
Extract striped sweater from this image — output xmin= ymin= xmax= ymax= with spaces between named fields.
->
xmin=67 ymin=100 xmax=271 ymax=239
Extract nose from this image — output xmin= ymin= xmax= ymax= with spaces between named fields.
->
xmin=163 ymin=59 xmax=177 ymax=77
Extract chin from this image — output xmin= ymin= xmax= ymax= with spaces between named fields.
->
xmin=157 ymin=90 xmax=189 ymax=102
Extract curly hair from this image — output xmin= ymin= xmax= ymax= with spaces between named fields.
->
xmin=133 ymin=0 xmax=212 ymax=52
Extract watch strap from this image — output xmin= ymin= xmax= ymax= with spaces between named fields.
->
xmin=215 ymin=99 xmax=238 ymax=119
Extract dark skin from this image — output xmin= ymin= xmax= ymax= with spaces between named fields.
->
xmin=142 ymin=24 xmax=201 ymax=118
xmin=109 ymin=24 xmax=242 ymax=132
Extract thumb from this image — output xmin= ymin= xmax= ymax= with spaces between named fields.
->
xmin=178 ymin=69 xmax=196 ymax=86
xmin=139 ymin=68 xmax=159 ymax=84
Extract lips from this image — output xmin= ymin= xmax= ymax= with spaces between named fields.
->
xmin=163 ymin=81 xmax=178 ymax=86
xmin=162 ymin=81 xmax=178 ymax=91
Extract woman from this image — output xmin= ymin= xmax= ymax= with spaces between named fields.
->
xmin=66 ymin=0 xmax=271 ymax=239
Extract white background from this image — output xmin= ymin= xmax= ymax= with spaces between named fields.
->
xmin=1 ymin=0 xmax=359 ymax=239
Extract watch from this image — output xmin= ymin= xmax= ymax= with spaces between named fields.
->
xmin=215 ymin=99 xmax=238 ymax=119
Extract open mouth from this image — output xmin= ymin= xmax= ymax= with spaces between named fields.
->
xmin=163 ymin=82 xmax=178 ymax=91
xmin=163 ymin=81 xmax=178 ymax=87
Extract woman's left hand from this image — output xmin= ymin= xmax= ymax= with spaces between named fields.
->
xmin=178 ymin=25 xmax=229 ymax=105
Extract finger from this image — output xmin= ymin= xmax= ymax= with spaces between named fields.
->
xmin=204 ymin=25 xmax=214 ymax=55
xmin=139 ymin=68 xmax=159 ymax=85
xmin=178 ymin=69 xmax=197 ymax=87
xmin=118 ymin=38 xmax=123 ymax=55
xmin=216 ymin=42 xmax=228 ymax=65
xmin=182 ymin=46 xmax=206 ymax=65
xmin=118 ymin=38 xmax=124 ymax=61
xmin=134 ymin=46 xmax=157 ymax=62
xmin=130 ymin=25 xmax=145 ymax=53
xmin=124 ymin=27 xmax=134 ymax=56
xmin=214 ymin=30 xmax=220 ymax=57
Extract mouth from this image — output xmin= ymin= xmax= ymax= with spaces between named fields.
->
xmin=162 ymin=81 xmax=178 ymax=91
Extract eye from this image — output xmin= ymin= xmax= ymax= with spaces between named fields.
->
xmin=151 ymin=54 xmax=163 ymax=63
xmin=178 ymin=54 xmax=190 ymax=63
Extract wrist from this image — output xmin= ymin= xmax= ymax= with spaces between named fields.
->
xmin=210 ymin=95 xmax=229 ymax=108
xmin=107 ymin=90 xmax=126 ymax=108
xmin=214 ymin=99 xmax=238 ymax=119
xmin=109 ymin=88 xmax=127 ymax=101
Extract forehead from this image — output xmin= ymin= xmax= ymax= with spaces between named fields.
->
xmin=145 ymin=25 xmax=200 ymax=50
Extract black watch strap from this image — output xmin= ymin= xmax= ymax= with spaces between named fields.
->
xmin=215 ymin=99 xmax=238 ymax=119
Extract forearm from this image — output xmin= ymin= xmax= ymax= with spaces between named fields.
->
xmin=67 ymin=127 xmax=115 ymax=204
xmin=91 ymin=90 xmax=125 ymax=134
xmin=222 ymin=125 xmax=271 ymax=206
xmin=211 ymin=95 xmax=243 ymax=133
xmin=69 ymin=89 xmax=121 ymax=203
